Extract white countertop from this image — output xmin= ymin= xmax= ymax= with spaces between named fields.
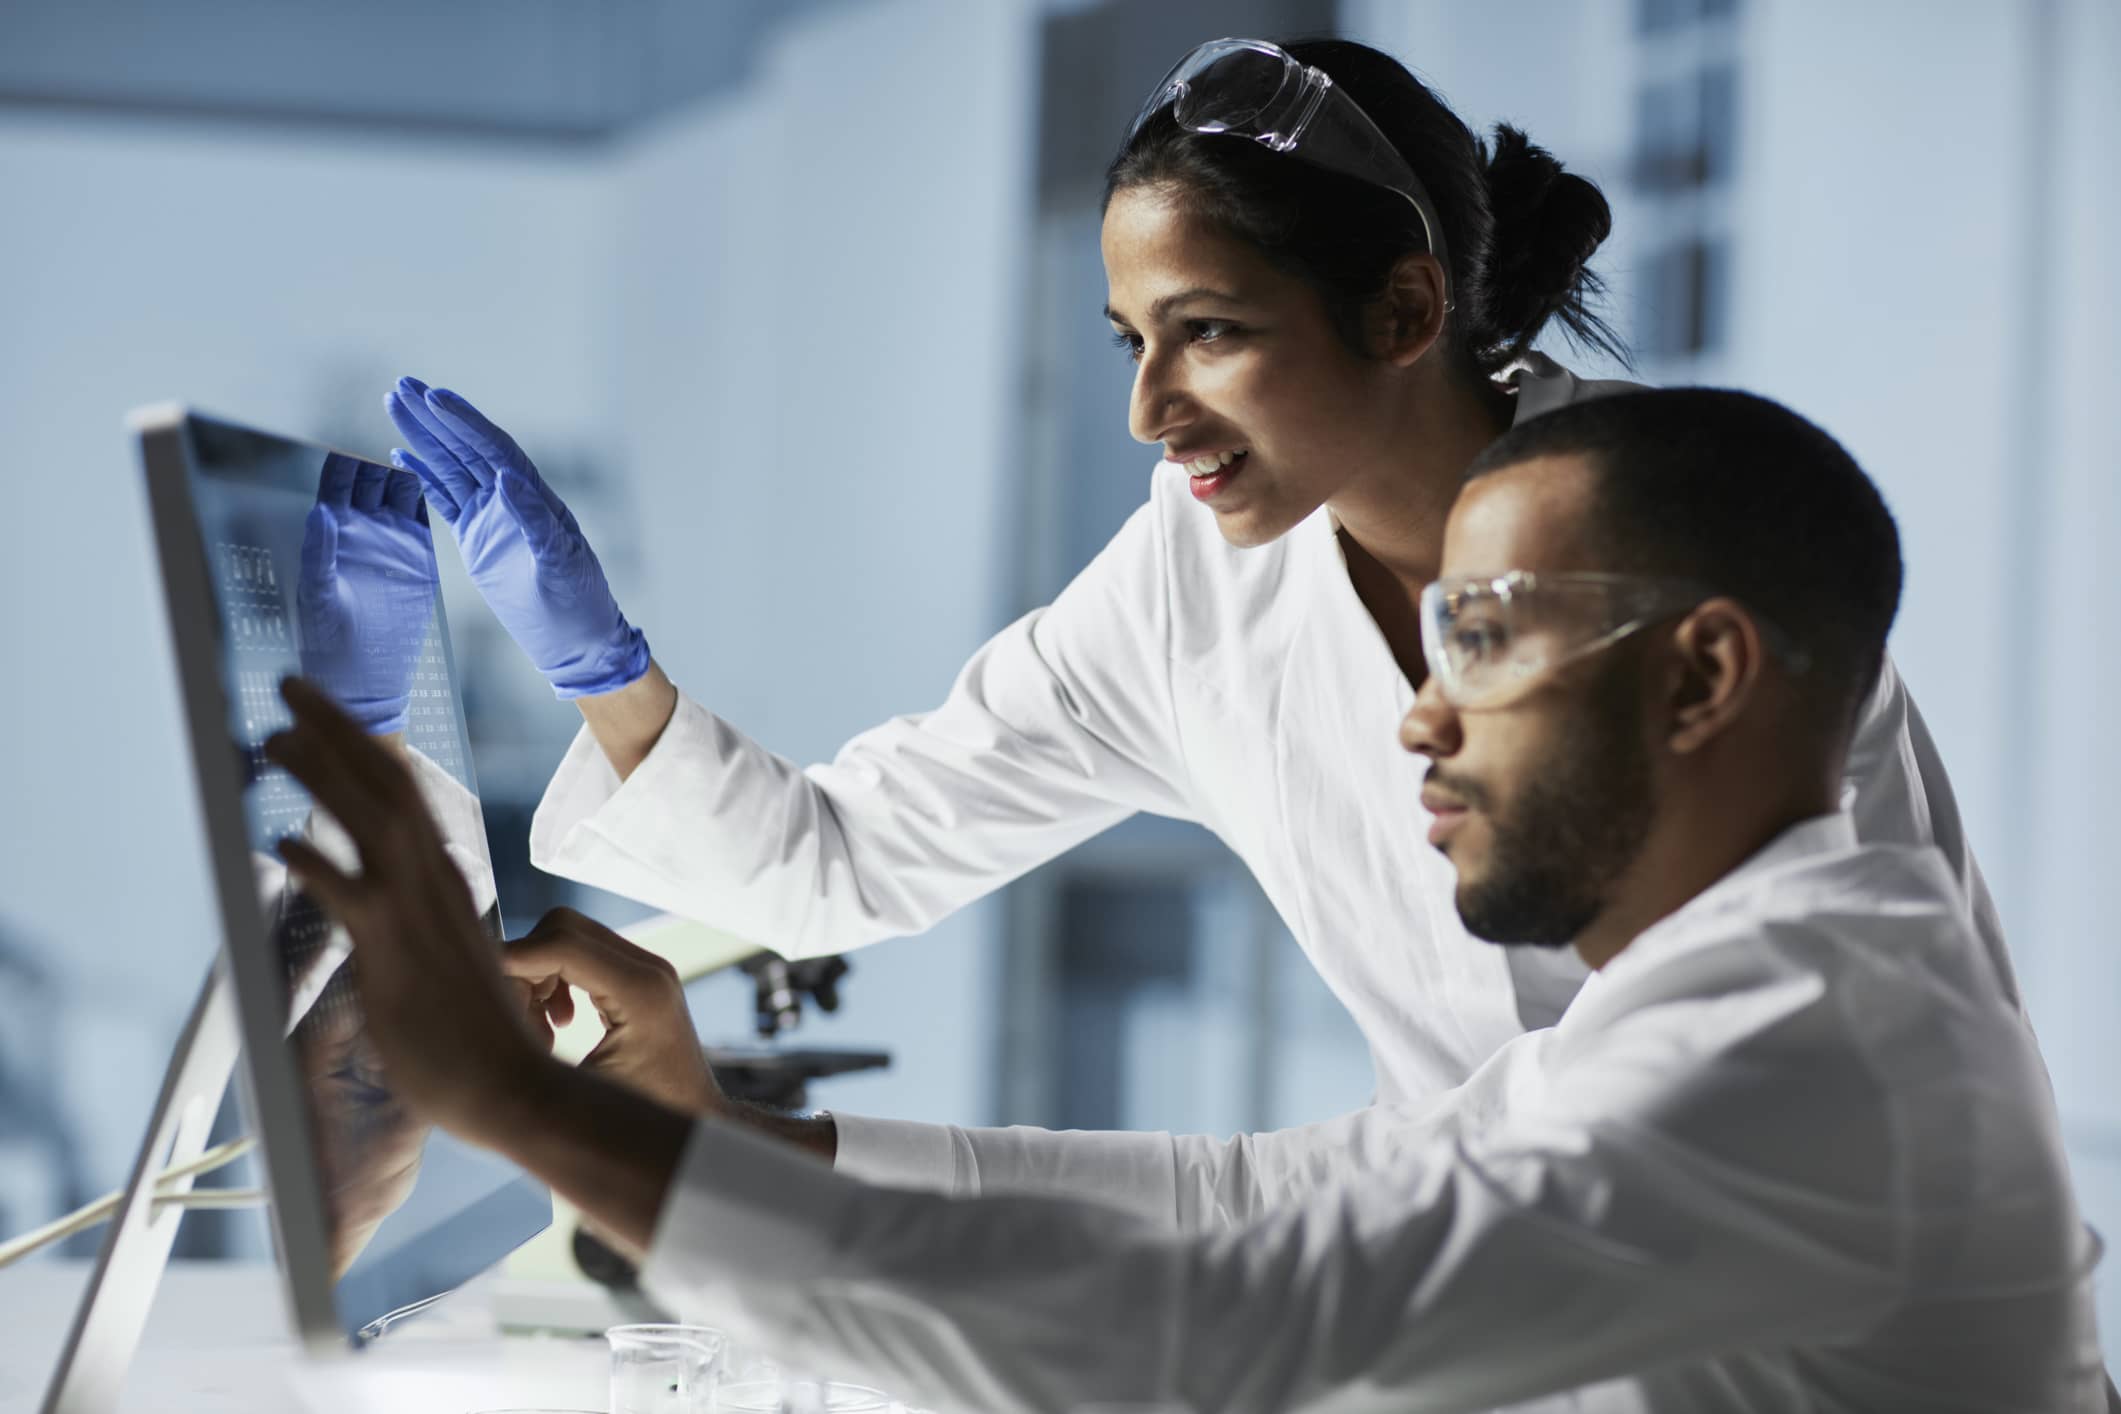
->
xmin=0 ymin=1260 xmax=618 ymax=1413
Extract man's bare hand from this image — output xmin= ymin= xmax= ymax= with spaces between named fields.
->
xmin=264 ymin=677 xmax=554 ymax=1147
xmin=504 ymin=908 xmax=728 ymax=1119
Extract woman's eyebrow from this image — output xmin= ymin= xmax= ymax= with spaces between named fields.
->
xmin=1104 ymin=286 xmax=1248 ymax=325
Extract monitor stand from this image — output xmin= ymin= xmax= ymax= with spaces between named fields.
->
xmin=40 ymin=959 xmax=243 ymax=1414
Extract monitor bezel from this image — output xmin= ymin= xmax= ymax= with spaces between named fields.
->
xmin=133 ymin=403 xmax=546 ymax=1353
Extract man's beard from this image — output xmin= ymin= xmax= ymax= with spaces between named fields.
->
xmin=1452 ymin=662 xmax=1656 ymax=948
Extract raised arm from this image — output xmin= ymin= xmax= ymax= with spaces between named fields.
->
xmin=388 ymin=376 xmax=1195 ymax=961
xmin=525 ymin=529 xmax=1194 ymax=963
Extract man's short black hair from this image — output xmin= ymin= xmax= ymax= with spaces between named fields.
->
xmin=1466 ymin=387 xmax=1904 ymax=733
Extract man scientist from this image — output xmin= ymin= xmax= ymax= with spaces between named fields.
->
xmin=265 ymin=387 xmax=2104 ymax=1412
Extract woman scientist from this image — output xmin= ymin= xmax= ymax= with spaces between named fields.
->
xmin=383 ymin=38 xmax=2012 ymax=1145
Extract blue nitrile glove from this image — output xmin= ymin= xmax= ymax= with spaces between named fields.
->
xmin=383 ymin=376 xmax=649 ymax=699
xmin=296 ymin=453 xmax=439 ymax=736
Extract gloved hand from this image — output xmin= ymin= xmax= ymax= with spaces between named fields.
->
xmin=383 ymin=376 xmax=649 ymax=698
xmin=296 ymin=453 xmax=439 ymax=736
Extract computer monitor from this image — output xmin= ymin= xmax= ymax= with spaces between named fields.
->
xmin=132 ymin=405 xmax=550 ymax=1348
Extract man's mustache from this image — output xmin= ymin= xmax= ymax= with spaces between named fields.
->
xmin=1423 ymin=769 xmax=1491 ymax=813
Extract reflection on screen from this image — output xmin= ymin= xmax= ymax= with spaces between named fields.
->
xmin=183 ymin=416 xmax=546 ymax=1338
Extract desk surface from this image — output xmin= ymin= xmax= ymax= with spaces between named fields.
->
xmin=0 ymin=1260 xmax=612 ymax=1413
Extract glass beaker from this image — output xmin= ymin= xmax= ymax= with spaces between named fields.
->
xmin=607 ymin=1322 xmax=727 ymax=1414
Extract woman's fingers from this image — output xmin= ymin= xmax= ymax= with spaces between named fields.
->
xmin=414 ymin=387 xmax=504 ymax=485
xmin=386 ymin=378 xmax=494 ymax=491
xmin=424 ymin=387 xmax=528 ymax=476
xmin=390 ymin=446 xmax=463 ymax=524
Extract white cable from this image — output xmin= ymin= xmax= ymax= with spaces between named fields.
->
xmin=0 ymin=1199 xmax=119 ymax=1270
xmin=0 ymin=1136 xmax=259 ymax=1270
xmin=152 ymin=1135 xmax=258 ymax=1188
xmin=152 ymin=1188 xmax=266 ymax=1212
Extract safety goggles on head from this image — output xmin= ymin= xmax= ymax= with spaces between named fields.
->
xmin=1129 ymin=37 xmax=1450 ymax=278
xmin=1419 ymin=571 xmax=1723 ymax=711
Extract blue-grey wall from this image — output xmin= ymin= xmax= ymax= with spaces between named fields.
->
xmin=0 ymin=0 xmax=1035 ymax=1246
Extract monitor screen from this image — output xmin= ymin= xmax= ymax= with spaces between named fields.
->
xmin=154 ymin=410 xmax=548 ymax=1342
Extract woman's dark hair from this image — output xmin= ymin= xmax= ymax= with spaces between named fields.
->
xmin=1105 ymin=38 xmax=1626 ymax=377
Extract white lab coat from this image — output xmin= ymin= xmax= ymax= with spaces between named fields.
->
xmin=636 ymin=815 xmax=2100 ymax=1413
xmin=529 ymin=356 xmax=2018 ymax=1111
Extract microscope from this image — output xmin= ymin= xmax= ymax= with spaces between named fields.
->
xmin=705 ymin=952 xmax=888 ymax=1108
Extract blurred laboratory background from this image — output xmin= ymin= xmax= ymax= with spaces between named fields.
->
xmin=0 ymin=0 xmax=2115 ymax=1348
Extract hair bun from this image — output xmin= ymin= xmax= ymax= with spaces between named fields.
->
xmin=1479 ymin=125 xmax=1615 ymax=360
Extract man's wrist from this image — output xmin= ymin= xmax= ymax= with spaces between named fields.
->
xmin=469 ymin=1051 xmax=575 ymax=1151
xmin=479 ymin=1057 xmax=693 ymax=1258
xmin=730 ymin=1102 xmax=838 ymax=1165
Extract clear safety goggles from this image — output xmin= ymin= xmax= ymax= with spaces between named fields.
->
xmin=1419 ymin=571 xmax=1719 ymax=711
xmin=1129 ymin=37 xmax=1450 ymax=275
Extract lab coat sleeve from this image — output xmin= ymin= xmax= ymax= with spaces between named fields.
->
xmin=831 ymin=1089 xmax=1480 ymax=1232
xmin=831 ymin=1109 xmax=1416 ymax=1229
xmin=528 ymin=496 xmax=1190 ymax=960
xmin=1842 ymin=654 xmax=2019 ymax=1007
xmin=642 ymin=1083 xmax=1902 ymax=1414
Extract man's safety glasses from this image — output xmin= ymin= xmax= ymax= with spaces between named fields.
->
xmin=1128 ymin=37 xmax=1450 ymax=276
xmin=1419 ymin=571 xmax=1806 ymax=711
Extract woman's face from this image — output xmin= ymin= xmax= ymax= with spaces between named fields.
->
xmin=1101 ymin=183 xmax=1404 ymax=548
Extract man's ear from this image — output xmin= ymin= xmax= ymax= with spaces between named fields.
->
xmin=1367 ymin=251 xmax=1449 ymax=366
xmin=1664 ymin=599 xmax=1764 ymax=756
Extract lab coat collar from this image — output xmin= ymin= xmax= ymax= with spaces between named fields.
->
xmin=1563 ymin=811 xmax=1857 ymax=1007
xmin=1716 ymin=809 xmax=1858 ymax=882
xmin=1501 ymin=351 xmax=1583 ymax=421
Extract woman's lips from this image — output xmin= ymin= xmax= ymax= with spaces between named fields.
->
xmin=1177 ymin=450 xmax=1248 ymax=503
xmin=1189 ymin=464 xmax=1240 ymax=501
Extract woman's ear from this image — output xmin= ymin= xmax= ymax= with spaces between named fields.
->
xmin=1664 ymin=599 xmax=1765 ymax=756
xmin=1370 ymin=251 xmax=1449 ymax=366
